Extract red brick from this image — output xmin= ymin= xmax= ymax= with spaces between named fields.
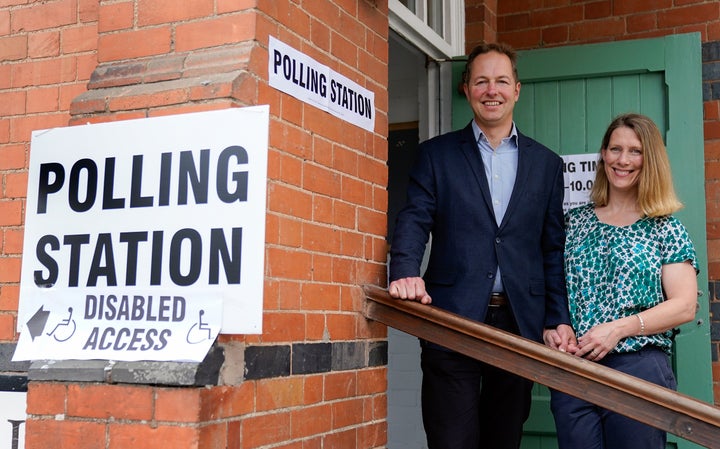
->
xmin=302 ymin=222 xmax=341 ymax=254
xmin=309 ymin=253 xmax=333 ymax=283
xmin=10 ymin=113 xmax=68 ymax=142
xmin=4 ymin=172 xmax=27 ymax=198
xmin=108 ymin=423 xmax=199 ymax=449
xmin=256 ymin=376 xmax=304 ymax=411
xmin=67 ymin=384 xmax=154 ymax=420
xmin=569 ymin=17 xmax=626 ymax=41
xmin=26 ymin=382 xmax=66 ymax=415
xmin=197 ymin=422 xmax=228 ymax=449
xmin=277 ymin=214 xmax=302 ymax=247
xmin=324 ymin=371 xmax=357 ymax=401
xmin=0 ymin=10 xmax=9 ymax=35
xmin=107 ymin=88 xmax=189 ymax=111
xmin=357 ymin=367 xmax=387 ymax=395
xmin=323 ymin=428 xmax=357 ymax=449
xmin=301 ymin=282 xmax=341 ymax=310
xmin=175 ymin=13 xmax=256 ymax=52
xmin=0 ymin=91 xmax=25 ymax=116
xmin=11 ymin=59 xmax=65 ymax=88
xmin=705 ymin=121 xmax=720 ymax=141
xmin=312 ymin=195 xmax=334 ymax=225
xmin=266 ymin=247 xmax=313 ymax=280
xmin=332 ymin=256 xmax=357 ymax=284
xmin=0 ymin=35 xmax=27 ymax=60
xmin=25 ymin=419 xmax=105 ymax=449
xmin=326 ymin=312 xmax=357 ymax=339
xmin=261 ymin=311 xmax=306 ymax=342
xmin=155 ymin=388 xmax=201 ymax=422
xmin=11 ymin=0 xmax=78 ymax=33
xmin=706 ymin=139 xmax=720 ymax=159
xmin=531 ymin=5 xmax=583 ymax=27
xmin=614 ymin=0 xmax=672 ymax=15
xmin=26 ymin=87 xmax=59 ymax=114
xmin=218 ymin=0 xmax=255 ymax=14
xmin=332 ymin=398 xmax=364 ymax=429
xmin=138 ymin=0 xmax=214 ymax=26
xmin=267 ymin=182 xmax=313 ymax=219
xmin=0 ymin=312 xmax=16 ymax=339
xmin=0 ymin=200 xmax=22 ymax=226
xmin=242 ymin=412 xmax=292 ymax=447
xmin=709 ymin=21 xmax=720 ymax=41
xmin=340 ymin=175 xmax=370 ymax=206
xmin=627 ymin=12 xmax=657 ymax=33
xmin=98 ymin=2 xmax=134 ymax=32
xmin=200 ymin=384 xmax=254 ymax=420
xmin=62 ymin=24 xmax=98 ymax=53
xmin=498 ymin=28 xmax=543 ymax=51
xmin=290 ymin=403 xmax=333 ymax=439
xmin=98 ymin=27 xmax=172 ymax=62
xmin=28 ymin=31 xmax=60 ymax=58
xmin=79 ymin=0 xmax=99 ymax=22
xmin=0 ymin=283 xmax=20 ymax=311
xmin=658 ymin=3 xmax=720 ymax=27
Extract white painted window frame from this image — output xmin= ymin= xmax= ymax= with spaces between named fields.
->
xmin=389 ymin=0 xmax=464 ymax=137
xmin=389 ymin=0 xmax=465 ymax=60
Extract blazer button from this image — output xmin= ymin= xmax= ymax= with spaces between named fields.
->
xmin=487 ymin=272 xmax=494 ymax=278
xmin=495 ymin=237 xmax=501 ymax=244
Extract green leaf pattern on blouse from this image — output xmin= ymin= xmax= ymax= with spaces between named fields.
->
xmin=564 ymin=204 xmax=697 ymax=355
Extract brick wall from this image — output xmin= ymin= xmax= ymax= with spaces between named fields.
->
xmin=1 ymin=0 xmax=390 ymax=447
xmin=493 ymin=0 xmax=720 ymax=407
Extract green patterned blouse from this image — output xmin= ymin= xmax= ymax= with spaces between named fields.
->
xmin=564 ymin=203 xmax=697 ymax=355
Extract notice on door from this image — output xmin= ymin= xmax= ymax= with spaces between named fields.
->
xmin=562 ymin=153 xmax=598 ymax=212
xmin=13 ymin=106 xmax=269 ymax=362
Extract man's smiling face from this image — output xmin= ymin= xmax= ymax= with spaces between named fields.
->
xmin=463 ymin=50 xmax=520 ymax=133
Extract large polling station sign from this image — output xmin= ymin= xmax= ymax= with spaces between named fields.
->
xmin=268 ymin=36 xmax=375 ymax=132
xmin=13 ymin=106 xmax=269 ymax=362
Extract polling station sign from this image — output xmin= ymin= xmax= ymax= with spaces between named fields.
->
xmin=13 ymin=106 xmax=269 ymax=362
xmin=268 ymin=36 xmax=375 ymax=132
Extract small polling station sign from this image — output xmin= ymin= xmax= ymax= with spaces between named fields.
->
xmin=14 ymin=106 xmax=269 ymax=362
xmin=268 ymin=36 xmax=375 ymax=132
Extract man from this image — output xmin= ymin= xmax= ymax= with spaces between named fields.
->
xmin=388 ymin=42 xmax=576 ymax=449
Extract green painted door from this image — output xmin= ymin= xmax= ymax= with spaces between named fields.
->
xmin=452 ymin=33 xmax=712 ymax=449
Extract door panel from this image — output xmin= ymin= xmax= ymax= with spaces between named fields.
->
xmin=452 ymin=33 xmax=710 ymax=449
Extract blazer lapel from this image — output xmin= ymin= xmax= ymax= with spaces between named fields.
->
xmin=459 ymin=123 xmax=495 ymax=217
xmin=500 ymin=132 xmax=533 ymax=228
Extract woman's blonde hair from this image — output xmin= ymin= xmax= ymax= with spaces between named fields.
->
xmin=590 ymin=113 xmax=683 ymax=217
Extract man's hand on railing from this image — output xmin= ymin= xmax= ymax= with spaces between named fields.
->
xmin=543 ymin=324 xmax=578 ymax=353
xmin=388 ymin=277 xmax=432 ymax=304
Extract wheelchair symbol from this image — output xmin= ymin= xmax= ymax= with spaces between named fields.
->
xmin=186 ymin=310 xmax=212 ymax=344
xmin=46 ymin=307 xmax=76 ymax=342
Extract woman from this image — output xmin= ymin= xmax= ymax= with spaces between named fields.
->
xmin=550 ymin=113 xmax=698 ymax=449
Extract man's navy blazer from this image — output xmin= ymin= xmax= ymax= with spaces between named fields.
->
xmin=389 ymin=122 xmax=571 ymax=343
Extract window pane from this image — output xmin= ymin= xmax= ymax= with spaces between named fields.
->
xmin=428 ymin=0 xmax=443 ymax=36
xmin=400 ymin=0 xmax=416 ymax=14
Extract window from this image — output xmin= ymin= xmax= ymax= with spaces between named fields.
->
xmin=389 ymin=0 xmax=465 ymax=58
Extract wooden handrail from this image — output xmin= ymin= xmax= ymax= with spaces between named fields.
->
xmin=362 ymin=284 xmax=720 ymax=447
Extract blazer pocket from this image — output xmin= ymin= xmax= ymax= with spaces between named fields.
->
xmin=529 ymin=279 xmax=545 ymax=296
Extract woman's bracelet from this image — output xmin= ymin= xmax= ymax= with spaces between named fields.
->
xmin=637 ymin=313 xmax=645 ymax=336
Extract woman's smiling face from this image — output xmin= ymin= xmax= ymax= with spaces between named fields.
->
xmin=602 ymin=126 xmax=644 ymax=193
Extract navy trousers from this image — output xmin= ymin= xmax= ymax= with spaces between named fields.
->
xmin=550 ymin=347 xmax=677 ymax=449
xmin=420 ymin=306 xmax=533 ymax=449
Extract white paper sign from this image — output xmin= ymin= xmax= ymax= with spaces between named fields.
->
xmin=562 ymin=153 xmax=598 ymax=212
xmin=14 ymin=106 xmax=269 ymax=362
xmin=0 ymin=392 xmax=25 ymax=449
xmin=268 ymin=36 xmax=375 ymax=132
